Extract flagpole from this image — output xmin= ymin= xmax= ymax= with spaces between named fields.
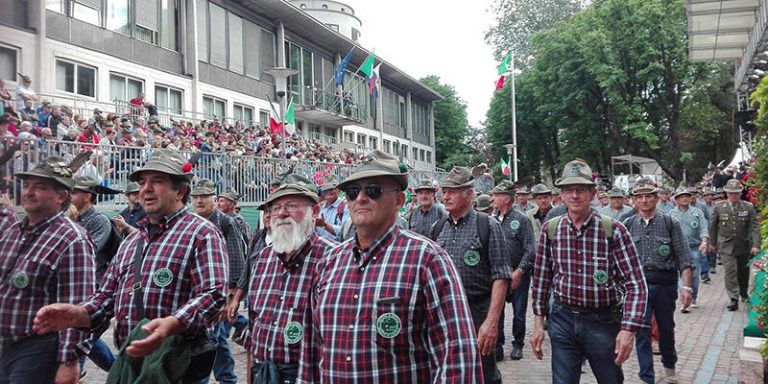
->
xmin=510 ymin=51 xmax=518 ymax=182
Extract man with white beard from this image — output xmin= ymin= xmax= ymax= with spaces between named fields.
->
xmin=245 ymin=181 xmax=336 ymax=383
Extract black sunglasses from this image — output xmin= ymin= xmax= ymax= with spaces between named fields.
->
xmin=344 ymin=184 xmax=400 ymax=201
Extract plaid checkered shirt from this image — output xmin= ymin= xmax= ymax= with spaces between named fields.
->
xmin=0 ymin=204 xmax=19 ymax=233
xmin=495 ymin=209 xmax=535 ymax=272
xmin=532 ymin=210 xmax=649 ymax=332
xmin=203 ymin=209 xmax=245 ymax=287
xmin=408 ymin=204 xmax=446 ymax=237
xmin=622 ymin=212 xmax=695 ymax=272
xmin=297 ymin=226 xmax=483 ymax=383
xmin=434 ymin=209 xmax=512 ymax=298
xmin=82 ymin=208 xmax=228 ymax=347
xmin=77 ymin=207 xmax=113 ymax=283
xmin=0 ymin=212 xmax=95 ymax=362
xmin=245 ymin=233 xmax=336 ymax=364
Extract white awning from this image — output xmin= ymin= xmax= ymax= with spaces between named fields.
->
xmin=687 ymin=0 xmax=760 ymax=62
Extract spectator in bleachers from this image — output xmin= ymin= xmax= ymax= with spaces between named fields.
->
xmin=4 ymin=114 xmax=19 ymax=137
xmin=0 ymin=79 xmax=14 ymax=115
xmin=57 ymin=115 xmax=73 ymax=139
xmin=36 ymin=100 xmax=51 ymax=127
xmin=129 ymin=92 xmax=144 ymax=116
xmin=0 ymin=116 xmax=13 ymax=138
xmin=77 ymin=123 xmax=100 ymax=150
xmin=19 ymin=99 xmax=39 ymax=127
xmin=48 ymin=106 xmax=62 ymax=135
xmin=17 ymin=121 xmax=36 ymax=140
xmin=15 ymin=73 xmax=37 ymax=112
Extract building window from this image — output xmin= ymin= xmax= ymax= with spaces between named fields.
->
xmin=357 ymin=133 xmax=366 ymax=147
xmin=72 ymin=0 xmax=100 ymax=26
xmin=412 ymin=147 xmax=418 ymax=161
xmin=55 ymin=59 xmax=96 ymax=97
xmin=259 ymin=109 xmax=269 ymax=129
xmin=105 ymin=0 xmax=130 ymax=34
xmin=155 ymin=85 xmax=182 ymax=114
xmin=109 ymin=73 xmax=144 ymax=102
xmin=351 ymin=28 xmax=360 ymax=41
xmin=202 ymin=95 xmax=226 ymax=118
xmin=159 ymin=0 xmax=178 ymax=50
xmin=327 ymin=24 xmax=339 ymax=32
xmin=420 ymin=149 xmax=425 ymax=161
xmin=322 ymin=4 xmax=328 ymax=9
xmin=369 ymin=137 xmax=377 ymax=150
xmin=0 ymin=45 xmax=18 ymax=82
xmin=383 ymin=139 xmax=391 ymax=154
xmin=46 ymin=0 xmax=67 ymax=14
xmin=343 ymin=130 xmax=354 ymax=143
xmin=402 ymin=144 xmax=408 ymax=159
xmin=426 ymin=151 xmax=432 ymax=163
xmin=233 ymin=104 xmax=254 ymax=125
xmin=209 ymin=3 xmax=227 ymax=68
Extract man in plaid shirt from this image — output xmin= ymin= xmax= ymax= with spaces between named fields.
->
xmin=434 ymin=166 xmax=511 ymax=384
xmin=0 ymin=193 xmax=18 ymax=233
xmin=298 ymin=151 xmax=482 ymax=383
xmin=0 ymin=156 xmax=95 ymax=384
xmin=34 ymin=149 xmax=229 ymax=382
xmin=191 ymin=178 xmax=245 ymax=384
xmin=531 ymin=159 xmax=648 ymax=384
xmin=246 ymin=179 xmax=336 ymax=383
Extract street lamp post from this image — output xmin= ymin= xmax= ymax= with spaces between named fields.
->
xmin=265 ymin=67 xmax=299 ymax=154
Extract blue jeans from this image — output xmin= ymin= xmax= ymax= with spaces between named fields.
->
xmin=548 ymin=302 xmax=624 ymax=384
xmin=636 ymin=283 xmax=678 ymax=384
xmin=684 ymin=247 xmax=702 ymax=302
xmin=497 ymin=272 xmax=531 ymax=352
xmin=0 ymin=333 xmax=58 ymax=384
xmin=78 ymin=337 xmax=115 ymax=373
xmin=201 ymin=320 xmax=237 ymax=384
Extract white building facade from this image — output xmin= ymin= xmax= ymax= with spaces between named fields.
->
xmin=0 ymin=0 xmax=439 ymax=170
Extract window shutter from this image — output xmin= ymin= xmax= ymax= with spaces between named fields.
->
xmin=136 ymin=0 xmax=158 ymax=31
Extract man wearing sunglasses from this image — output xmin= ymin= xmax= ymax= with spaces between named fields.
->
xmin=298 ymin=151 xmax=482 ymax=383
xmin=431 ymin=166 xmax=511 ymax=384
xmin=245 ymin=179 xmax=336 ymax=383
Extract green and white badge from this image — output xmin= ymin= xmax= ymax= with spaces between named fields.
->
xmin=463 ymin=250 xmax=481 ymax=266
xmin=377 ymin=312 xmax=402 ymax=339
xmin=593 ymin=270 xmax=608 ymax=285
xmin=658 ymin=244 xmax=671 ymax=257
xmin=690 ymin=221 xmax=699 ymax=229
xmin=12 ymin=271 xmax=28 ymax=289
xmin=510 ymin=220 xmax=520 ymax=230
xmin=153 ymin=268 xmax=173 ymax=287
xmin=284 ymin=321 xmax=303 ymax=344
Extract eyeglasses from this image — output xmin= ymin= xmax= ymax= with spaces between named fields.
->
xmin=267 ymin=203 xmax=310 ymax=215
xmin=343 ymin=184 xmax=400 ymax=201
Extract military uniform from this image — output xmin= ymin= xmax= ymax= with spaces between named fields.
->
xmin=709 ymin=180 xmax=760 ymax=304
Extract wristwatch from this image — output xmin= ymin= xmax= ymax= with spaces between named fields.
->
xmin=681 ymin=286 xmax=693 ymax=292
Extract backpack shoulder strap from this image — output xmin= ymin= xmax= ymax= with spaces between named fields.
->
xmin=547 ymin=215 xmax=564 ymax=239
xmin=476 ymin=211 xmax=490 ymax=261
xmin=429 ymin=217 xmax=449 ymax=241
xmin=600 ymin=214 xmax=613 ymax=239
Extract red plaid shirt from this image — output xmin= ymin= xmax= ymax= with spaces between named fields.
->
xmin=245 ymin=233 xmax=337 ymax=364
xmin=0 ymin=204 xmax=19 ymax=234
xmin=0 ymin=212 xmax=95 ymax=362
xmin=298 ymin=226 xmax=483 ymax=383
xmin=532 ymin=210 xmax=649 ymax=332
xmin=82 ymin=208 xmax=228 ymax=347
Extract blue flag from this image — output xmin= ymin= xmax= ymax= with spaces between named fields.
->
xmin=335 ymin=47 xmax=355 ymax=87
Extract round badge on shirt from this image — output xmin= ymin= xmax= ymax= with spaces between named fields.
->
xmin=152 ymin=268 xmax=174 ymax=287
xmin=658 ymin=245 xmax=671 ymax=257
xmin=284 ymin=321 xmax=304 ymax=344
xmin=510 ymin=220 xmax=520 ymax=230
xmin=690 ymin=221 xmax=699 ymax=229
xmin=463 ymin=250 xmax=481 ymax=266
xmin=377 ymin=313 xmax=402 ymax=339
xmin=12 ymin=271 xmax=29 ymax=289
xmin=593 ymin=270 xmax=608 ymax=285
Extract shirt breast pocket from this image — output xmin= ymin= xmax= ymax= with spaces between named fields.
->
xmin=14 ymin=258 xmax=55 ymax=291
xmin=655 ymin=236 xmax=673 ymax=259
xmin=373 ymin=297 xmax=411 ymax=351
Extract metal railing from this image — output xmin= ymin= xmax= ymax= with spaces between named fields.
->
xmin=290 ymin=86 xmax=368 ymax=123
xmin=1 ymin=139 xmax=447 ymax=210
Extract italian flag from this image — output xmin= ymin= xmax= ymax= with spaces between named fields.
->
xmin=360 ymin=52 xmax=375 ymax=77
xmin=501 ymin=158 xmax=511 ymax=176
xmin=284 ymin=99 xmax=296 ymax=135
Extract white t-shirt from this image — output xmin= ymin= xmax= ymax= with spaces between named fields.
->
xmin=16 ymin=85 xmax=36 ymax=111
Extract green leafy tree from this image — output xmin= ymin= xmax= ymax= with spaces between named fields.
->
xmin=485 ymin=0 xmax=585 ymax=65
xmin=419 ymin=75 xmax=470 ymax=169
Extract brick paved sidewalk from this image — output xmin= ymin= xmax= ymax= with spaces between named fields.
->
xmin=84 ymin=268 xmax=745 ymax=383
